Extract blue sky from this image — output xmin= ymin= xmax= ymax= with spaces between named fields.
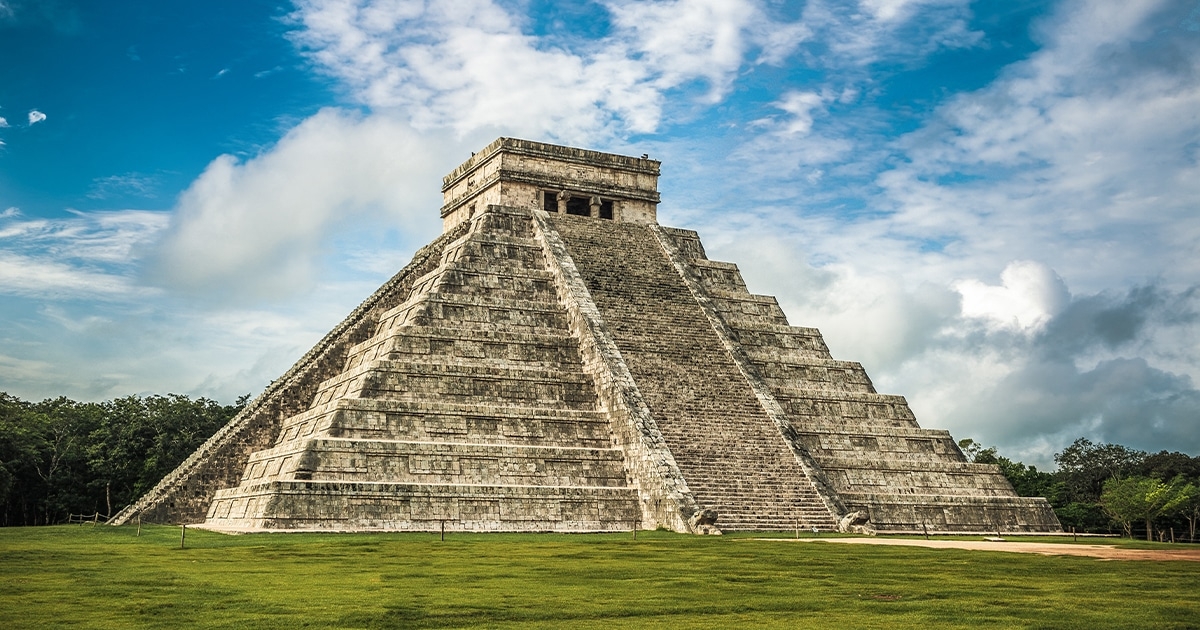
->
xmin=2 ymin=0 xmax=1198 ymax=467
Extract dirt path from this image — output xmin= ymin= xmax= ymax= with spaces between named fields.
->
xmin=764 ymin=537 xmax=1200 ymax=561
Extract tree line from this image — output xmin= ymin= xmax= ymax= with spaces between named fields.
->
xmin=0 ymin=392 xmax=246 ymax=527
xmin=2 ymin=389 xmax=1197 ymax=538
xmin=960 ymin=438 xmax=1200 ymax=541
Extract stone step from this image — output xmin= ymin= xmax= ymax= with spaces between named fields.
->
xmin=742 ymin=346 xmax=834 ymax=364
xmin=658 ymin=227 xmax=707 ymax=260
xmin=769 ymin=388 xmax=914 ymax=418
xmin=791 ymin=425 xmax=952 ymax=439
xmin=204 ymin=481 xmax=641 ymax=532
xmin=376 ymin=292 xmax=570 ymax=333
xmin=794 ymin=433 xmax=962 ymax=459
xmin=728 ymin=326 xmax=833 ymax=359
xmin=756 ymin=367 xmax=875 ymax=394
xmin=816 ymin=453 xmax=993 ymax=475
xmin=432 ymin=275 xmax=557 ymax=302
xmin=270 ymin=400 xmax=615 ymax=449
xmin=239 ymin=439 xmax=630 ymax=487
xmin=689 ymin=266 xmax=749 ymax=293
xmin=310 ymin=360 xmax=597 ymax=409
xmin=442 ymin=235 xmax=547 ymax=267
xmin=838 ymin=492 xmax=1062 ymax=532
xmin=343 ymin=324 xmax=580 ymax=370
xmin=348 ymin=343 xmax=584 ymax=373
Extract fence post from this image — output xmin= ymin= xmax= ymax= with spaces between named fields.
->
xmin=136 ymin=514 xmax=142 ymax=538
xmin=439 ymin=520 xmax=445 ymax=542
xmin=180 ymin=524 xmax=186 ymax=549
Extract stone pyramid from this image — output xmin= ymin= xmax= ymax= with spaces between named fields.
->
xmin=113 ymin=138 xmax=1061 ymax=534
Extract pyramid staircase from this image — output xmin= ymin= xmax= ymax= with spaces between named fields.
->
xmin=549 ymin=214 xmax=838 ymax=531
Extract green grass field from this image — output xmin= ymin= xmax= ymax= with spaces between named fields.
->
xmin=1 ymin=526 xmax=1197 ymax=629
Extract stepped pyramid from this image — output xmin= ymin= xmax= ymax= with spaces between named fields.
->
xmin=114 ymin=138 xmax=1061 ymax=533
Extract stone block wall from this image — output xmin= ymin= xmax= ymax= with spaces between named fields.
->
xmin=110 ymin=223 xmax=470 ymax=525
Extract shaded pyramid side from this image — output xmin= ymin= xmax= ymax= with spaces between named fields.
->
xmin=658 ymin=227 xmax=1062 ymax=533
xmin=111 ymin=223 xmax=472 ymax=526
xmin=201 ymin=207 xmax=643 ymax=532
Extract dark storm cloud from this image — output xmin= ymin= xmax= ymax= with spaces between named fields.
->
xmin=969 ymin=283 xmax=1200 ymax=458
xmin=1037 ymin=285 xmax=1196 ymax=358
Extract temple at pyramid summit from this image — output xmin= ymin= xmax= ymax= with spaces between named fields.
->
xmin=113 ymin=138 xmax=1061 ymax=534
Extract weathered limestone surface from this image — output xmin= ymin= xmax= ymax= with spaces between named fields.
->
xmin=120 ymin=138 xmax=1060 ymax=534
xmin=111 ymin=224 xmax=469 ymax=526
xmin=199 ymin=208 xmax=644 ymax=532
xmin=548 ymin=214 xmax=839 ymax=531
xmin=441 ymin=138 xmax=661 ymax=231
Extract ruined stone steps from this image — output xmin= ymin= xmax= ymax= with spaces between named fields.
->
xmin=204 ymin=481 xmax=640 ymax=532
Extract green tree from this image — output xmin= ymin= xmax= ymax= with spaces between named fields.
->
xmin=958 ymin=439 xmax=1060 ymax=501
xmin=1100 ymin=475 xmax=1190 ymax=540
xmin=1174 ymin=481 xmax=1200 ymax=542
xmin=1 ymin=391 xmax=245 ymax=526
xmin=1055 ymin=438 xmax=1146 ymax=504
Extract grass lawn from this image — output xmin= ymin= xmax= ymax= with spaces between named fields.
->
xmin=1 ymin=526 xmax=1197 ymax=629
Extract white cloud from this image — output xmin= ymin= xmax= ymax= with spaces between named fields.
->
xmin=87 ymin=172 xmax=159 ymax=200
xmin=873 ymin=0 xmax=1200 ymax=293
xmin=27 ymin=109 xmax=46 ymax=125
xmin=956 ymin=261 xmax=1069 ymax=333
xmin=0 ymin=251 xmax=146 ymax=298
xmin=0 ymin=209 xmax=167 ymax=299
xmin=605 ymin=0 xmax=809 ymax=98
xmin=146 ymin=108 xmax=460 ymax=298
xmin=288 ymin=0 xmax=809 ymax=141
xmin=800 ymin=0 xmax=979 ymax=66
xmin=0 ymin=116 xmax=9 ymax=128
xmin=773 ymin=90 xmax=827 ymax=135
